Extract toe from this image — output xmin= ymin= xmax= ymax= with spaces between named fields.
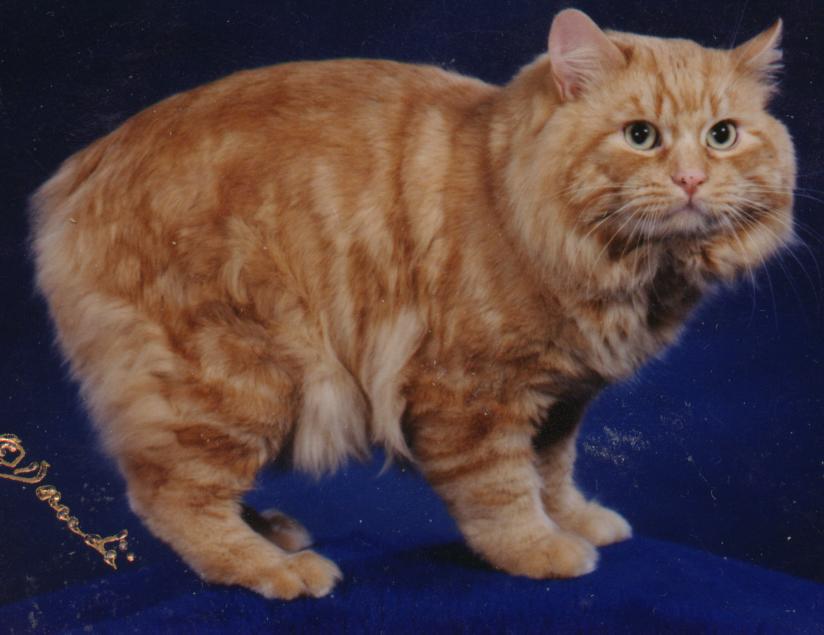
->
xmin=288 ymin=550 xmax=343 ymax=598
xmin=573 ymin=502 xmax=632 ymax=547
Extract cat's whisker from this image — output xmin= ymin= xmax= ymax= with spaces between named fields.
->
xmin=552 ymin=182 xmax=639 ymax=209
xmin=722 ymin=207 xmax=761 ymax=279
xmin=631 ymin=212 xmax=654 ymax=289
xmin=742 ymin=186 xmax=824 ymax=207
xmin=574 ymin=212 xmax=616 ymax=271
xmin=645 ymin=216 xmax=660 ymax=286
xmin=580 ymin=197 xmax=639 ymax=236
xmin=725 ymin=199 xmax=802 ymax=238
xmin=743 ymin=187 xmax=821 ymax=202
xmin=618 ymin=206 xmax=650 ymax=263
xmin=725 ymin=194 xmax=824 ymax=292
xmin=742 ymin=203 xmax=824 ymax=246
xmin=722 ymin=212 xmax=760 ymax=318
xmin=729 ymin=210 xmax=781 ymax=327
xmin=724 ymin=205 xmax=822 ymax=315
xmin=588 ymin=207 xmax=639 ymax=283
xmin=573 ymin=197 xmax=646 ymax=277
xmin=749 ymin=183 xmax=824 ymax=195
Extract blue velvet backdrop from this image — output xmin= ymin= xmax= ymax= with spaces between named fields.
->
xmin=1 ymin=1 xmax=822 ymax=632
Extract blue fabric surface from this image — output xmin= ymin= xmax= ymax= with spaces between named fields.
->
xmin=1 ymin=460 xmax=823 ymax=634
xmin=1 ymin=0 xmax=823 ymax=632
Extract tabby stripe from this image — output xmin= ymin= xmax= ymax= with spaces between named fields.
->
xmin=425 ymin=449 xmax=533 ymax=486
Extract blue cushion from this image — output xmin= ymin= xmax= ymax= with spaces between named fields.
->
xmin=1 ymin=459 xmax=822 ymax=633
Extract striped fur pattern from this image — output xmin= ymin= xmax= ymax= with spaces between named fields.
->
xmin=31 ymin=10 xmax=794 ymax=598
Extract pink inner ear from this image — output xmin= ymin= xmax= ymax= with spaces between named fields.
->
xmin=547 ymin=9 xmax=625 ymax=101
xmin=551 ymin=13 xmax=598 ymax=56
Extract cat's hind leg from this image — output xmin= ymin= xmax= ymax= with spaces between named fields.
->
xmin=62 ymin=296 xmax=341 ymax=599
xmin=120 ymin=419 xmax=341 ymax=599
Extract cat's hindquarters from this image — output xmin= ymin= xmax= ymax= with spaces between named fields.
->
xmin=25 ymin=275 xmax=342 ymax=598
xmin=29 ymin=151 xmax=346 ymax=599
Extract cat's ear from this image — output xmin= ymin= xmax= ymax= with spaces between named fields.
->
xmin=733 ymin=19 xmax=783 ymax=85
xmin=547 ymin=9 xmax=626 ymax=101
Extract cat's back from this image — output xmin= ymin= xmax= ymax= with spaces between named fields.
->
xmin=38 ymin=58 xmax=492 ymax=195
xmin=123 ymin=59 xmax=491 ymax=146
xmin=32 ymin=58 xmax=495 ymax=242
xmin=31 ymin=58 xmax=496 ymax=305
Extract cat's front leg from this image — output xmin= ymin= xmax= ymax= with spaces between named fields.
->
xmin=410 ymin=405 xmax=598 ymax=578
xmin=534 ymin=401 xmax=632 ymax=547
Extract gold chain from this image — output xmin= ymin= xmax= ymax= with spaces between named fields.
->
xmin=1 ymin=433 xmax=135 ymax=569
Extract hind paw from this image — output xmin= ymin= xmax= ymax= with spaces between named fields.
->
xmin=242 ymin=505 xmax=313 ymax=552
xmin=252 ymin=550 xmax=342 ymax=600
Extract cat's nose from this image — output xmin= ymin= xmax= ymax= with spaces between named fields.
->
xmin=672 ymin=169 xmax=707 ymax=197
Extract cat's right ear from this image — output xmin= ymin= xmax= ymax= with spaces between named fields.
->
xmin=547 ymin=9 xmax=626 ymax=101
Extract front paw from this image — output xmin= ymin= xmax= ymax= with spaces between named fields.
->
xmin=479 ymin=528 xmax=599 ymax=579
xmin=560 ymin=501 xmax=632 ymax=547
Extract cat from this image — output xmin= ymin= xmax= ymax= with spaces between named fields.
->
xmin=30 ymin=8 xmax=795 ymax=599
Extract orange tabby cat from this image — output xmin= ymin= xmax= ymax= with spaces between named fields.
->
xmin=30 ymin=9 xmax=794 ymax=599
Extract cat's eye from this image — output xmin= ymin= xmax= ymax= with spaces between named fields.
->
xmin=623 ymin=121 xmax=659 ymax=151
xmin=706 ymin=120 xmax=738 ymax=150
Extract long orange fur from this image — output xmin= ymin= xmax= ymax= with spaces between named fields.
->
xmin=30 ymin=10 xmax=795 ymax=598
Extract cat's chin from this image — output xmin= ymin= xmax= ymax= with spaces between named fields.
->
xmin=632 ymin=203 xmax=720 ymax=242
xmin=664 ymin=205 xmax=716 ymax=235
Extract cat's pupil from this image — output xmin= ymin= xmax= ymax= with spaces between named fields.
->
xmin=711 ymin=122 xmax=730 ymax=144
xmin=630 ymin=122 xmax=650 ymax=144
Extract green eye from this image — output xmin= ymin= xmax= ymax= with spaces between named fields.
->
xmin=707 ymin=120 xmax=737 ymax=150
xmin=624 ymin=121 xmax=659 ymax=151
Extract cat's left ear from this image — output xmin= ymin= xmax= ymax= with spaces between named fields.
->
xmin=733 ymin=19 xmax=783 ymax=85
xmin=547 ymin=9 xmax=626 ymax=101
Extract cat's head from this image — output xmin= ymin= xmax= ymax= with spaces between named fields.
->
xmin=504 ymin=9 xmax=796 ymax=281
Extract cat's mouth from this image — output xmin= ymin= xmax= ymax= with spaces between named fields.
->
xmin=668 ymin=207 xmax=704 ymax=226
xmin=668 ymin=198 xmax=708 ymax=217
xmin=647 ymin=199 xmax=720 ymax=239
xmin=679 ymin=202 xmax=701 ymax=213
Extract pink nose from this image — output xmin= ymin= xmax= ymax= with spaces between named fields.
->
xmin=672 ymin=169 xmax=707 ymax=196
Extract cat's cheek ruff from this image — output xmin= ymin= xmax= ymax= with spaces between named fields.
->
xmin=700 ymin=165 xmax=795 ymax=278
xmin=700 ymin=206 xmax=794 ymax=281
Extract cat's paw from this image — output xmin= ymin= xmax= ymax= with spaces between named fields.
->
xmin=253 ymin=550 xmax=342 ymax=600
xmin=561 ymin=501 xmax=632 ymax=547
xmin=242 ymin=505 xmax=313 ymax=552
xmin=259 ymin=508 xmax=314 ymax=552
xmin=488 ymin=529 xmax=599 ymax=579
